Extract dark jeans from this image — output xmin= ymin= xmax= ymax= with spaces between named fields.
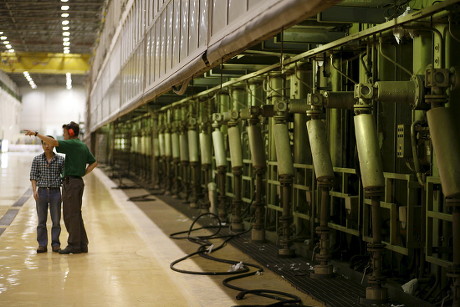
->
xmin=36 ymin=188 xmax=61 ymax=247
xmin=62 ymin=177 xmax=88 ymax=249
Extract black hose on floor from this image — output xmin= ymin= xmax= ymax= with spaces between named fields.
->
xmin=169 ymin=213 xmax=313 ymax=307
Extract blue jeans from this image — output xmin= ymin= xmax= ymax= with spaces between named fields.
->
xmin=36 ymin=188 xmax=62 ymax=247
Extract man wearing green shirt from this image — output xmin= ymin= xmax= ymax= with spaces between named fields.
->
xmin=25 ymin=121 xmax=98 ymax=254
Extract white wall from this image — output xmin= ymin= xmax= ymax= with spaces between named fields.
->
xmin=20 ymin=86 xmax=86 ymax=140
xmin=0 ymin=89 xmax=21 ymax=149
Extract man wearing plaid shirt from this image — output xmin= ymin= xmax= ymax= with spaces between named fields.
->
xmin=30 ymin=136 xmax=65 ymax=253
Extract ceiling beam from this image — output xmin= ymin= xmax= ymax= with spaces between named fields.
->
xmin=0 ymin=52 xmax=90 ymax=74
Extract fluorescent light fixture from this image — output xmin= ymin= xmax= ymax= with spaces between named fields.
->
xmin=61 ymin=13 xmax=69 ymax=18
xmin=3 ymin=41 xmax=9 ymax=44
xmin=23 ymin=72 xmax=37 ymax=89
xmin=62 ymin=20 xmax=69 ymax=25
xmin=0 ymin=36 xmax=7 ymax=40
xmin=63 ymin=32 xmax=70 ymax=36
xmin=8 ymin=49 xmax=14 ymax=53
xmin=5 ymin=44 xmax=11 ymax=49
xmin=63 ymin=46 xmax=70 ymax=50
xmin=0 ymin=32 xmax=3 ymax=34
xmin=66 ymin=72 xmax=72 ymax=89
xmin=63 ymin=42 xmax=70 ymax=46
xmin=61 ymin=6 xmax=70 ymax=10
xmin=64 ymin=50 xmax=70 ymax=54
xmin=61 ymin=0 xmax=69 ymax=2
xmin=62 ymin=26 xmax=70 ymax=31
xmin=63 ymin=37 xmax=70 ymax=42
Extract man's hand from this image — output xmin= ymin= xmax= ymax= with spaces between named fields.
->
xmin=33 ymin=190 xmax=39 ymax=201
xmin=24 ymin=130 xmax=36 ymax=136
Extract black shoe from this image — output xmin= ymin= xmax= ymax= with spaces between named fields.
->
xmin=59 ymin=246 xmax=81 ymax=254
xmin=80 ymin=245 xmax=88 ymax=253
xmin=37 ymin=246 xmax=47 ymax=253
xmin=52 ymin=246 xmax=61 ymax=253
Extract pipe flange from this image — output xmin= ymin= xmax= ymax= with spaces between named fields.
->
xmin=447 ymin=264 xmax=460 ymax=276
xmin=279 ymin=174 xmax=294 ymax=184
xmin=424 ymin=94 xmax=448 ymax=105
xmin=217 ymin=165 xmax=227 ymax=173
xmin=367 ymin=243 xmax=386 ymax=251
xmin=315 ymin=226 xmax=330 ymax=233
xmin=446 ymin=197 xmax=460 ymax=208
xmin=279 ymin=215 xmax=293 ymax=223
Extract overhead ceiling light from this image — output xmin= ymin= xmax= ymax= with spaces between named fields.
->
xmin=61 ymin=0 xmax=69 ymax=3
xmin=63 ymin=50 xmax=70 ymax=54
xmin=8 ymin=49 xmax=14 ymax=53
xmin=5 ymin=44 xmax=12 ymax=49
xmin=62 ymin=20 xmax=69 ymax=25
xmin=63 ymin=32 xmax=70 ymax=36
xmin=0 ymin=36 xmax=7 ymax=40
xmin=23 ymin=72 xmax=37 ymax=89
xmin=3 ymin=41 xmax=9 ymax=44
xmin=62 ymin=26 xmax=70 ymax=31
xmin=0 ymin=32 xmax=3 ymax=34
xmin=63 ymin=46 xmax=70 ymax=50
xmin=61 ymin=13 xmax=69 ymax=18
xmin=63 ymin=42 xmax=70 ymax=46
xmin=61 ymin=6 xmax=70 ymax=11
xmin=66 ymin=72 xmax=72 ymax=89
xmin=63 ymin=37 xmax=70 ymax=42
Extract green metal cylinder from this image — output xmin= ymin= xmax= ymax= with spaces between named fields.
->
xmin=153 ymin=137 xmax=160 ymax=157
xmin=273 ymin=122 xmax=294 ymax=176
xmin=427 ymin=107 xmax=460 ymax=197
xmin=231 ymin=86 xmax=246 ymax=111
xmin=324 ymin=91 xmax=355 ymax=109
xmin=307 ymin=119 xmax=334 ymax=181
xmin=188 ymin=130 xmax=199 ymax=163
xmin=247 ymin=124 xmax=266 ymax=168
xmin=212 ymin=129 xmax=226 ymax=167
xmin=164 ymin=132 xmax=172 ymax=157
xmin=199 ymin=132 xmax=212 ymax=165
xmin=354 ymin=114 xmax=385 ymax=189
xmin=179 ymin=133 xmax=189 ymax=162
xmin=159 ymin=133 xmax=165 ymax=156
xmin=248 ymin=78 xmax=263 ymax=107
xmin=228 ymin=125 xmax=243 ymax=168
xmin=171 ymin=132 xmax=180 ymax=159
xmin=375 ymin=81 xmax=416 ymax=105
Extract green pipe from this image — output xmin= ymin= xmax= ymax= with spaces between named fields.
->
xmin=187 ymin=129 xmax=199 ymax=163
xmin=228 ymin=125 xmax=243 ymax=168
xmin=426 ymin=107 xmax=460 ymax=198
xmin=247 ymin=124 xmax=266 ymax=169
xmin=273 ymin=122 xmax=294 ymax=176
xmin=199 ymin=132 xmax=212 ymax=165
xmin=307 ymin=119 xmax=334 ymax=181
xmin=354 ymin=114 xmax=385 ymax=190
xmin=212 ymin=128 xmax=226 ymax=168
xmin=179 ymin=132 xmax=189 ymax=162
xmin=171 ymin=132 xmax=180 ymax=159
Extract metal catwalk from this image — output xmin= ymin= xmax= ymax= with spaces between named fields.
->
xmin=0 ymin=152 xmax=321 ymax=307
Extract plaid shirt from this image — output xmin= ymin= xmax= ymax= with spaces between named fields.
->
xmin=30 ymin=153 xmax=65 ymax=188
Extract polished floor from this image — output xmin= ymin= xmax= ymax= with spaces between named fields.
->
xmin=0 ymin=152 xmax=324 ymax=307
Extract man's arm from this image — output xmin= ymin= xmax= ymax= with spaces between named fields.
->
xmin=85 ymin=161 xmax=98 ymax=176
xmin=24 ymin=130 xmax=59 ymax=147
xmin=31 ymin=179 xmax=38 ymax=200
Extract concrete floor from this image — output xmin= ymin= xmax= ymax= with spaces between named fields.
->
xmin=0 ymin=152 xmax=324 ymax=307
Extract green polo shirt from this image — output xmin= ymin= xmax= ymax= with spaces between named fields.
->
xmin=57 ymin=138 xmax=96 ymax=177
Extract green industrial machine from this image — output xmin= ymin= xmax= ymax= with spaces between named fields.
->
xmin=97 ymin=1 xmax=460 ymax=305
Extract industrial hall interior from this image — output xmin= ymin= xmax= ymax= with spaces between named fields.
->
xmin=0 ymin=0 xmax=459 ymax=306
